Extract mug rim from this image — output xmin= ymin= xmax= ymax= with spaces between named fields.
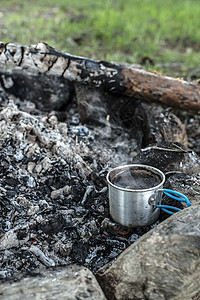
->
xmin=107 ymin=164 xmax=165 ymax=192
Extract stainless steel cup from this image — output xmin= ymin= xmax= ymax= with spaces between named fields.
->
xmin=107 ymin=164 xmax=165 ymax=227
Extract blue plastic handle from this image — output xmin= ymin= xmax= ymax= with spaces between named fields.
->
xmin=157 ymin=189 xmax=192 ymax=215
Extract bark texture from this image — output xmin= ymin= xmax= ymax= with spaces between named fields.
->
xmin=0 ymin=42 xmax=200 ymax=112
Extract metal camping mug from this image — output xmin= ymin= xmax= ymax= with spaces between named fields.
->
xmin=107 ymin=164 xmax=165 ymax=227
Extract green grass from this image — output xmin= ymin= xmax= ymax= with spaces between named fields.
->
xmin=0 ymin=0 xmax=200 ymax=77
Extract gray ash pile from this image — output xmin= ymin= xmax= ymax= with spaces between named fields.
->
xmin=0 ymin=100 xmax=146 ymax=281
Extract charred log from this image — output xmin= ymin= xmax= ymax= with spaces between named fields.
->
xmin=0 ymin=42 xmax=200 ymax=112
xmin=0 ymin=68 xmax=74 ymax=111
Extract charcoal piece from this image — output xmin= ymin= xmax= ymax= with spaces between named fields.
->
xmin=66 ymin=228 xmax=79 ymax=240
xmin=72 ymin=242 xmax=89 ymax=264
xmin=82 ymin=155 xmax=94 ymax=164
xmin=71 ymin=183 xmax=86 ymax=203
xmin=128 ymin=234 xmax=140 ymax=244
xmin=27 ymin=245 xmax=55 ymax=267
xmin=90 ymin=172 xmax=106 ymax=189
xmin=38 ymin=214 xmax=68 ymax=235
xmin=4 ymin=178 xmax=19 ymax=186
xmin=75 ymin=206 xmax=88 ymax=217
xmin=108 ymin=247 xmax=123 ymax=259
xmin=141 ymin=103 xmax=188 ymax=147
xmin=17 ymin=229 xmax=28 ymax=240
xmin=59 ymin=242 xmax=73 ymax=257
xmin=91 ymin=257 xmax=110 ymax=273
xmin=81 ymin=186 xmax=93 ymax=205
xmin=6 ymin=190 xmax=16 ymax=197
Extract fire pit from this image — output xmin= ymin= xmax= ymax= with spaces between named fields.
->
xmin=0 ymin=43 xmax=200 ymax=300
xmin=0 ymin=100 xmax=154 ymax=280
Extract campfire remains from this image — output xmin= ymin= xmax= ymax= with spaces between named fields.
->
xmin=0 ymin=42 xmax=200 ymax=112
xmin=0 ymin=43 xmax=200 ymax=300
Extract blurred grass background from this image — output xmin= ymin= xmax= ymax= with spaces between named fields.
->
xmin=0 ymin=0 xmax=200 ymax=78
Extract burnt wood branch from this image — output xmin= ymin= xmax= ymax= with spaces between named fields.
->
xmin=0 ymin=42 xmax=200 ymax=112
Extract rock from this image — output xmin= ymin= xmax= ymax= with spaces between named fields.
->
xmin=0 ymin=265 xmax=107 ymax=300
xmin=97 ymin=205 xmax=200 ymax=300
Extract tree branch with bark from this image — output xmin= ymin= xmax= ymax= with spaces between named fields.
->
xmin=0 ymin=42 xmax=199 ymax=112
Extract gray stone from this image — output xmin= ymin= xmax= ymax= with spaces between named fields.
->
xmin=97 ymin=205 xmax=200 ymax=300
xmin=0 ymin=265 xmax=106 ymax=300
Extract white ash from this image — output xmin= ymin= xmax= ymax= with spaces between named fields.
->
xmin=0 ymin=100 xmax=140 ymax=280
xmin=0 ymin=100 xmax=114 ymax=177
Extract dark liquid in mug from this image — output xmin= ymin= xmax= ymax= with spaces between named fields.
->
xmin=112 ymin=169 xmax=160 ymax=190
